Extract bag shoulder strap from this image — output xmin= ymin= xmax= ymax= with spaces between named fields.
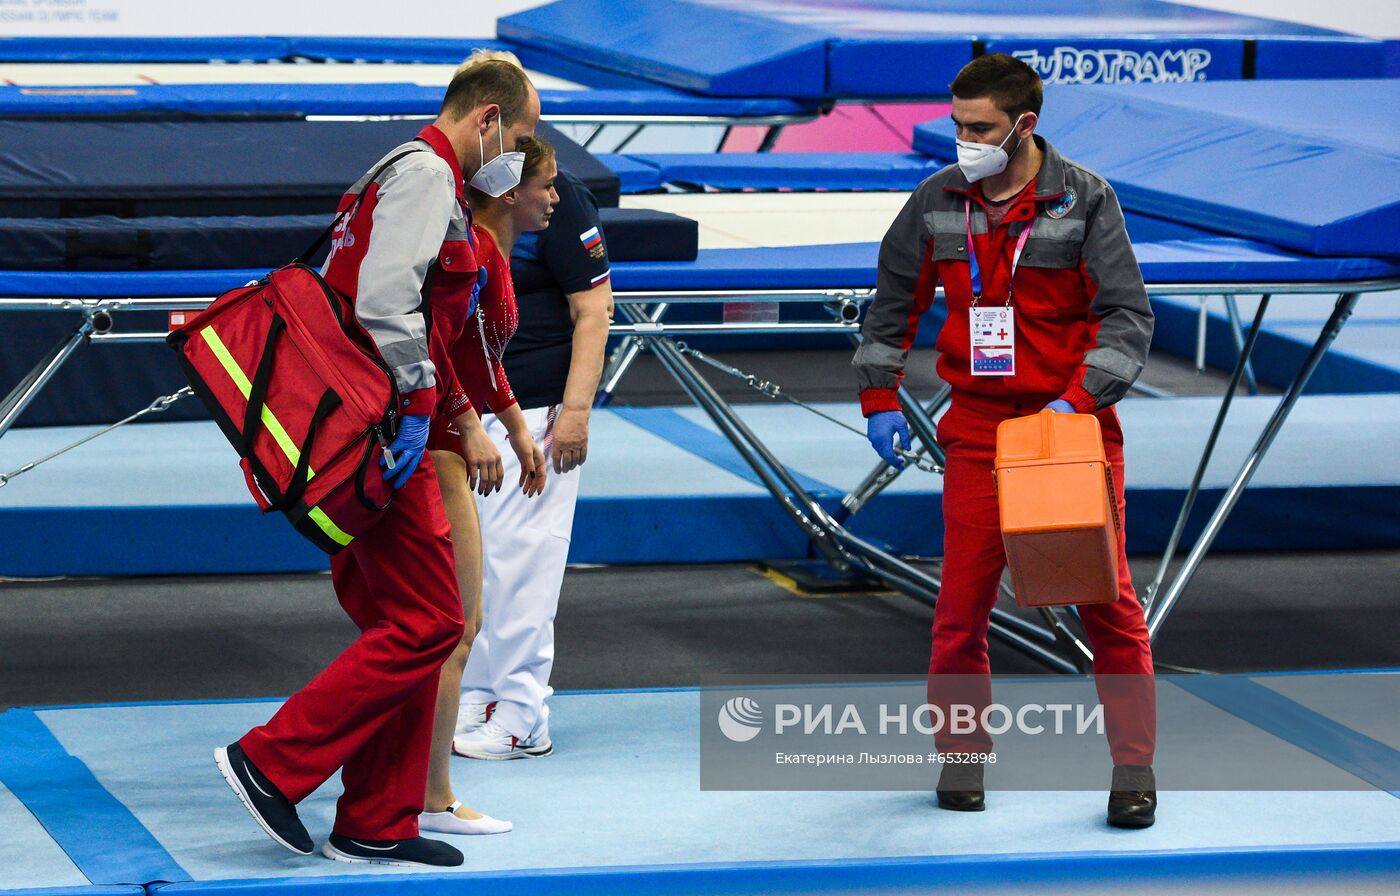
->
xmin=293 ymin=145 xmax=431 ymax=266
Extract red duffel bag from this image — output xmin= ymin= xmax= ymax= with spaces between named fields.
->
xmin=169 ymin=149 xmax=434 ymax=552
xmin=168 ymin=261 xmax=399 ymax=553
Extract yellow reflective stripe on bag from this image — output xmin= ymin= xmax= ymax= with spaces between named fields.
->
xmin=200 ymin=326 xmax=354 ymax=547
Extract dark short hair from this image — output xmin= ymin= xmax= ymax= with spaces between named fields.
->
xmin=950 ymin=54 xmax=1043 ymax=122
xmin=469 ymin=135 xmax=556 ymax=207
xmin=440 ymin=58 xmax=532 ymax=123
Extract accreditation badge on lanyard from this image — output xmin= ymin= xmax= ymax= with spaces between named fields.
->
xmin=967 ymin=198 xmax=1034 ymax=377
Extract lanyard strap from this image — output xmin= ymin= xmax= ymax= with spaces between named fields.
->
xmin=966 ymin=197 xmax=1034 ymax=307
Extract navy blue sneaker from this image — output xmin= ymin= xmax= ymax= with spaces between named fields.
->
xmin=322 ymin=833 xmax=465 ymax=867
xmin=214 ymin=743 xmax=313 ymax=855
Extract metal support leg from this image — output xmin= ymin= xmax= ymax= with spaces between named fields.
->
xmin=1143 ymin=296 xmax=1271 ymax=613
xmin=627 ymin=306 xmax=1077 ymax=672
xmin=596 ymin=302 xmax=670 ymax=406
xmin=1223 ymin=294 xmax=1261 ymax=395
xmin=0 ymin=313 xmax=96 ymax=441
xmin=897 ymin=383 xmax=948 ymax=467
xmin=1196 ymin=296 xmax=1209 ymax=372
xmin=1039 ymin=605 xmax=1094 ymax=672
xmin=611 ymin=124 xmax=648 ymax=154
xmin=579 ymin=123 xmax=605 ymax=149
xmin=834 ymin=383 xmax=950 ymax=522
xmin=716 ymin=126 xmax=733 ymax=153
xmin=1146 ymin=292 xmax=1360 ymax=640
xmin=644 ymin=332 xmax=854 ymax=570
xmin=1128 ymin=380 xmax=1173 ymax=399
xmin=757 ymin=125 xmax=785 ymax=153
xmin=822 ymin=528 xmax=1078 ymax=672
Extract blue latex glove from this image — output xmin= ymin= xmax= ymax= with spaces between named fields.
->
xmin=1045 ymin=399 xmax=1076 ymax=414
xmin=866 ymin=411 xmax=911 ymax=470
xmin=381 ymin=414 xmax=430 ymax=489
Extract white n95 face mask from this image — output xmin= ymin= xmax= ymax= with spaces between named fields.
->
xmin=955 ymin=113 xmax=1026 ymax=183
xmin=469 ymin=121 xmax=524 ymax=198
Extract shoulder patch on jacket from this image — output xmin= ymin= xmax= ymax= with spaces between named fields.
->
xmin=1046 ymin=189 xmax=1076 ymax=219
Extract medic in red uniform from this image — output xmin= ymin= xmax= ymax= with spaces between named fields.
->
xmin=214 ymin=60 xmax=541 ymax=868
xmin=852 ymin=54 xmax=1158 ymax=829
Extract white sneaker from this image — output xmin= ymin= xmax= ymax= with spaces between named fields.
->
xmin=419 ymin=800 xmax=512 ymax=835
xmin=454 ymin=700 xmax=496 ymax=739
xmin=452 ymin=718 xmax=553 ymax=760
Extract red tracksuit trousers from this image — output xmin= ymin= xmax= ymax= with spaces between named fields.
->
xmin=239 ymin=454 xmax=464 ymax=840
xmin=931 ymin=394 xmax=1156 ymax=766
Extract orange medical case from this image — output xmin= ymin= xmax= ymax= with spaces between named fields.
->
xmin=994 ymin=410 xmax=1120 ymax=608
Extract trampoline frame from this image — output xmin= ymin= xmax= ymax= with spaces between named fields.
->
xmin=603 ymin=276 xmax=1400 ymax=671
xmin=305 ymin=114 xmax=808 ymax=154
xmin=2 ymin=274 xmax=1397 ymax=672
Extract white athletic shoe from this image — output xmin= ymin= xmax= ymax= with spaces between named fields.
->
xmin=419 ymin=800 xmax=513 ymax=835
xmin=452 ymin=718 xmax=553 ymax=760
xmin=454 ymin=700 xmax=496 ymax=739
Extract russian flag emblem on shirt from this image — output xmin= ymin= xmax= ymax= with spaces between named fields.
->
xmin=580 ymin=226 xmax=605 ymax=259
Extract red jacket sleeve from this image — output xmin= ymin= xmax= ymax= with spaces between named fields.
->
xmin=852 ymin=182 xmax=939 ymax=417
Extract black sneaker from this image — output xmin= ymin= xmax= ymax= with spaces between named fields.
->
xmin=935 ymin=760 xmax=986 ymax=812
xmin=322 ymin=833 xmax=465 ymax=867
xmin=1107 ymin=764 xmax=1157 ymax=828
xmin=214 ymin=743 xmax=313 ymax=855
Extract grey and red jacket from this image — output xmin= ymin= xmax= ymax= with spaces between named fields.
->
xmin=853 ymin=137 xmax=1152 ymax=416
xmin=321 ymin=125 xmax=478 ymax=420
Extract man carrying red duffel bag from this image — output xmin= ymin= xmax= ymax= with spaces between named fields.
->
xmin=208 ymin=61 xmax=539 ymax=868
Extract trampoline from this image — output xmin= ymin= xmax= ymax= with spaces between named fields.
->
xmin=4 ymin=232 xmax=1396 ymax=672
xmin=0 ymin=39 xmax=820 ymax=151
xmin=500 ymin=0 xmax=1396 ymax=99
xmin=6 ymin=71 xmax=1400 ymax=661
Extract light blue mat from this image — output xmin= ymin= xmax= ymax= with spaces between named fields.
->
xmin=1151 ymin=291 xmax=1400 ymax=394
xmin=5 ymin=679 xmax=1400 ymax=894
xmin=0 ymin=779 xmax=89 ymax=890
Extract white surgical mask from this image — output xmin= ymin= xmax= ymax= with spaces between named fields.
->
xmin=469 ymin=120 xmax=524 ymax=198
xmin=955 ymin=113 xmax=1026 ymax=183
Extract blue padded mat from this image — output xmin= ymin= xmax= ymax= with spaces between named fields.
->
xmin=0 ymin=35 xmax=794 ymax=98
xmin=0 ymin=36 xmax=523 ymax=66
xmin=0 ymin=36 xmax=295 ymax=63
xmin=616 ymin=153 xmax=945 ymax=191
xmin=7 ymin=685 xmax=1400 ymax=892
xmin=0 ymin=711 xmax=186 ymax=885
xmin=913 ymin=81 xmax=1400 ymax=257
xmin=594 ymin=155 xmax=665 ymax=193
xmin=606 ymin=239 xmax=1400 ymax=293
xmin=1261 ymin=674 xmax=1400 ymax=761
xmin=499 ymin=0 xmax=1389 ymax=100
xmin=500 ymin=0 xmax=831 ymax=98
xmin=0 ymin=84 xmax=814 ymax=120
xmin=1 ymin=237 xmax=1398 ymax=298
xmin=4 ymin=394 xmax=1400 ymax=577
xmin=1065 ymin=80 xmax=1400 ymax=157
xmin=0 ymin=119 xmax=620 ymax=217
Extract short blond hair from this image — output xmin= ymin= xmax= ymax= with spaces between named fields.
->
xmin=440 ymin=52 xmax=531 ymax=122
xmin=455 ymin=48 xmax=524 ymax=77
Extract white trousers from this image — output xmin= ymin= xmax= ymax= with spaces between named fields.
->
xmin=462 ymin=404 xmax=580 ymax=740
